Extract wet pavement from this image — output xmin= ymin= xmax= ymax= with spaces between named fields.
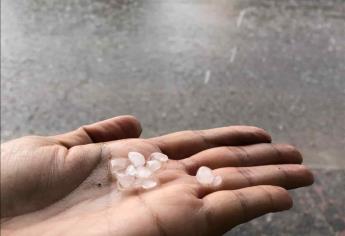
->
xmin=1 ymin=0 xmax=345 ymax=235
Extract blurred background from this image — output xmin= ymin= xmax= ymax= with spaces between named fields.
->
xmin=1 ymin=0 xmax=344 ymax=235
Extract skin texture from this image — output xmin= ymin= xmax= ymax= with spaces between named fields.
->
xmin=0 ymin=116 xmax=314 ymax=236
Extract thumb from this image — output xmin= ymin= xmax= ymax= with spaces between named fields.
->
xmin=52 ymin=115 xmax=142 ymax=148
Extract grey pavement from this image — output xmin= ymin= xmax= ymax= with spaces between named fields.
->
xmin=1 ymin=0 xmax=345 ymax=235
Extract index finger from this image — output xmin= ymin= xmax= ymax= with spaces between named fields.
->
xmin=149 ymin=126 xmax=271 ymax=159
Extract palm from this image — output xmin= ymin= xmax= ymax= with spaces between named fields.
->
xmin=1 ymin=116 xmax=314 ymax=236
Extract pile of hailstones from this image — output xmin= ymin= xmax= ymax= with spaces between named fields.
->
xmin=109 ymin=152 xmax=222 ymax=190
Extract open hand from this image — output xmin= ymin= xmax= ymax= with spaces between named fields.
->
xmin=1 ymin=116 xmax=314 ymax=236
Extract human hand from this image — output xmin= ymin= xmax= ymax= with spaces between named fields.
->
xmin=1 ymin=115 xmax=142 ymax=217
xmin=1 ymin=116 xmax=314 ymax=236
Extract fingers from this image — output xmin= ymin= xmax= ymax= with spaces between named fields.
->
xmin=150 ymin=126 xmax=271 ymax=160
xmin=52 ymin=115 xmax=142 ymax=147
xmin=182 ymin=144 xmax=302 ymax=174
xmin=202 ymin=186 xmax=292 ymax=235
xmin=197 ymin=164 xmax=314 ymax=197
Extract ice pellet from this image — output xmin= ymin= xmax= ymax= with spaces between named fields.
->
xmin=110 ymin=151 xmax=170 ymax=191
xmin=128 ymin=152 xmax=145 ymax=167
xmin=150 ymin=152 xmax=169 ymax=162
xmin=125 ymin=164 xmax=137 ymax=176
xmin=109 ymin=158 xmax=129 ymax=172
xmin=196 ymin=166 xmax=222 ymax=186
xmin=196 ymin=166 xmax=215 ymax=185
xmin=141 ymin=178 xmax=158 ymax=189
xmin=116 ymin=173 xmax=136 ymax=189
xmin=136 ymin=166 xmax=152 ymax=178
xmin=146 ymin=160 xmax=162 ymax=172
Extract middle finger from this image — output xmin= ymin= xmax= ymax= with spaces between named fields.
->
xmin=181 ymin=143 xmax=303 ymax=175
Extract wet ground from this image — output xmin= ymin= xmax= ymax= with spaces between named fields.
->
xmin=1 ymin=0 xmax=345 ymax=235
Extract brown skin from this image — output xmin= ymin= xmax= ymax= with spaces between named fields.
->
xmin=0 ymin=116 xmax=314 ymax=236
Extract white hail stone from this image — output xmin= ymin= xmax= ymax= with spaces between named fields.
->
xmin=150 ymin=152 xmax=169 ymax=162
xmin=111 ymin=151 xmax=170 ymax=191
xmin=196 ymin=166 xmax=215 ymax=185
xmin=128 ymin=152 xmax=145 ymax=167
xmin=136 ymin=166 xmax=152 ymax=178
xmin=125 ymin=164 xmax=137 ymax=176
xmin=146 ymin=160 xmax=162 ymax=172
xmin=109 ymin=158 xmax=129 ymax=172
xmin=116 ymin=173 xmax=135 ymax=189
xmin=141 ymin=178 xmax=158 ymax=189
xmin=196 ymin=166 xmax=222 ymax=186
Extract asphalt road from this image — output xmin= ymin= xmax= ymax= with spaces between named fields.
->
xmin=1 ymin=0 xmax=345 ymax=234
